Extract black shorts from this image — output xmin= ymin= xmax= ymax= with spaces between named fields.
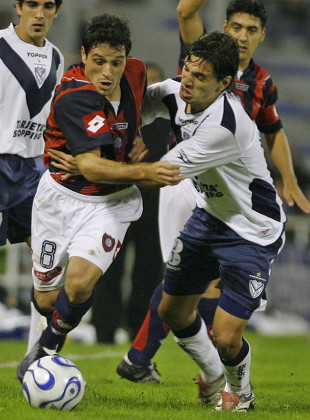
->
xmin=163 ymin=207 xmax=284 ymax=314
xmin=0 ymin=155 xmax=45 ymax=245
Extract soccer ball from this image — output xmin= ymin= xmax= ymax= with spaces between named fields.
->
xmin=22 ymin=355 xmax=86 ymax=410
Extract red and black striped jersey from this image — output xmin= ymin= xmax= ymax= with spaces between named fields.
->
xmin=44 ymin=58 xmax=146 ymax=196
xmin=178 ymin=38 xmax=283 ymax=134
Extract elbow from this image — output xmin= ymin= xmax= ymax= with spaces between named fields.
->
xmin=177 ymin=3 xmax=192 ymax=21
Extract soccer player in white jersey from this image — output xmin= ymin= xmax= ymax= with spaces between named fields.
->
xmin=0 ymin=0 xmax=64 ymax=350
xmin=141 ymin=32 xmax=286 ymax=411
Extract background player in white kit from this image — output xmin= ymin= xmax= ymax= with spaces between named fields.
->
xmin=141 ymin=31 xmax=286 ymax=411
xmin=0 ymin=0 xmax=64 ymax=348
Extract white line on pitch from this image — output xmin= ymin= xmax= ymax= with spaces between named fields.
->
xmin=0 ymin=350 xmax=124 ymax=369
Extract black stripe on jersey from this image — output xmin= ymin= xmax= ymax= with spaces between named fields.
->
xmin=221 ymin=95 xmax=236 ymax=135
xmin=0 ymin=38 xmax=61 ymax=118
xmin=262 ymin=76 xmax=277 ymax=107
xmin=250 ymin=178 xmax=281 ymax=222
xmin=162 ymin=93 xmax=183 ymax=143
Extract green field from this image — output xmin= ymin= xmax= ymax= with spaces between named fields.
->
xmin=0 ymin=331 xmax=309 ymax=419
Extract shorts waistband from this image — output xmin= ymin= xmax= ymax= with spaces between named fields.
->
xmin=44 ymin=171 xmax=137 ymax=203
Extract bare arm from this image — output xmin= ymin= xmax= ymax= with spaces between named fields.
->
xmin=75 ymin=147 xmax=183 ymax=187
xmin=177 ymin=0 xmax=208 ymax=49
xmin=265 ymin=129 xmax=310 ymax=213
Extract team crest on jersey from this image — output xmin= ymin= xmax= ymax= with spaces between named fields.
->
xmin=83 ymin=111 xmax=110 ymax=136
xmin=249 ymin=272 xmax=266 ymax=298
xmin=35 ymin=66 xmax=46 ymax=86
xmin=102 ymin=233 xmax=116 ymax=252
xmin=114 ymin=136 xmax=122 ymax=149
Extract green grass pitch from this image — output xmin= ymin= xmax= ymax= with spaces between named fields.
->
xmin=0 ymin=330 xmax=309 ymax=419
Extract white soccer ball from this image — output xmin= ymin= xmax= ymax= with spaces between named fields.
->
xmin=22 ymin=355 xmax=86 ymax=411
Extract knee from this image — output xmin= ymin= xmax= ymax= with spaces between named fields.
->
xmin=65 ymin=279 xmax=93 ymax=304
xmin=213 ymin=329 xmax=235 ymax=349
xmin=34 ymin=290 xmax=58 ymax=313
xmin=158 ymin=301 xmax=186 ymax=330
xmin=213 ymin=329 xmax=241 ymax=360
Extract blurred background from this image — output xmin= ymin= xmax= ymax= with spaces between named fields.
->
xmin=0 ymin=0 xmax=309 ymax=341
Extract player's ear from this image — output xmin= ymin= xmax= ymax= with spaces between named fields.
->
xmin=15 ymin=1 xmax=22 ymax=17
xmin=260 ymin=27 xmax=266 ymax=43
xmin=217 ymin=76 xmax=232 ymax=92
xmin=81 ymin=46 xmax=87 ymax=65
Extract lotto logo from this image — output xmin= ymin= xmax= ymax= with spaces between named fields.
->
xmin=83 ymin=111 xmax=109 ymax=136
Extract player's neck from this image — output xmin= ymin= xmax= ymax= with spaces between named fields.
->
xmin=238 ymin=57 xmax=252 ymax=72
xmin=14 ymin=25 xmax=46 ymax=47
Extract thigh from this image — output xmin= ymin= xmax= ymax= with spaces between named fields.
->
xmin=163 ymin=235 xmax=220 ymax=296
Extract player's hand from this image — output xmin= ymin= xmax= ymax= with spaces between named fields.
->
xmin=282 ymin=181 xmax=310 ymax=213
xmin=140 ymin=161 xmax=184 ymax=187
xmin=48 ymin=149 xmax=81 ymax=175
xmin=128 ymin=136 xmax=149 ymax=162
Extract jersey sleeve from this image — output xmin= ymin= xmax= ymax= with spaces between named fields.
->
xmin=255 ymin=76 xmax=283 ymax=134
xmin=162 ymin=124 xmax=241 ymax=177
xmin=54 ymin=89 xmax=113 ymax=156
xmin=141 ymin=81 xmax=172 ymax=126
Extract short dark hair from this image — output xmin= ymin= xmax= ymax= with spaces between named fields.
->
xmin=187 ymin=31 xmax=239 ymax=93
xmin=16 ymin=0 xmax=63 ymax=8
xmin=82 ymin=14 xmax=132 ymax=57
xmin=226 ymin=0 xmax=267 ymax=28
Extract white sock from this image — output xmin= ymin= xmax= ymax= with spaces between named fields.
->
xmin=174 ymin=320 xmax=222 ymax=384
xmin=222 ymin=340 xmax=252 ymax=395
xmin=26 ymin=302 xmax=47 ymax=354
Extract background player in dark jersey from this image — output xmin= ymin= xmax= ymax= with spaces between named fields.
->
xmin=17 ymin=13 xmax=182 ymax=383
xmin=117 ymin=0 xmax=310 ymax=387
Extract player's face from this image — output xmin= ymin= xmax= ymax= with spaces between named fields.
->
xmin=82 ymin=43 xmax=127 ymax=101
xmin=223 ymin=13 xmax=266 ymax=71
xmin=180 ymin=55 xmax=231 ymax=113
xmin=15 ymin=0 xmax=59 ymax=47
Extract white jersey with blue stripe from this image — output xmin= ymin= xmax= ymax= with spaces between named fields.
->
xmin=0 ymin=24 xmax=64 ymax=158
xmin=142 ymin=78 xmax=286 ymax=246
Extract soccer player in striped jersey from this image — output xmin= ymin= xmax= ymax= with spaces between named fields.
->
xmin=117 ymin=0 xmax=309 ymax=402
xmin=17 ymin=13 xmax=182 ymax=383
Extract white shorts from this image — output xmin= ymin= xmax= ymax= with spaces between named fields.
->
xmin=159 ymin=178 xmax=196 ymax=262
xmin=31 ymin=172 xmax=143 ymax=291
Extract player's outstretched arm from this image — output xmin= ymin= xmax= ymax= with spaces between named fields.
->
xmin=177 ymin=0 xmax=208 ymax=49
xmin=265 ymin=130 xmax=310 ymax=213
xmin=76 ymin=147 xmax=183 ymax=187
